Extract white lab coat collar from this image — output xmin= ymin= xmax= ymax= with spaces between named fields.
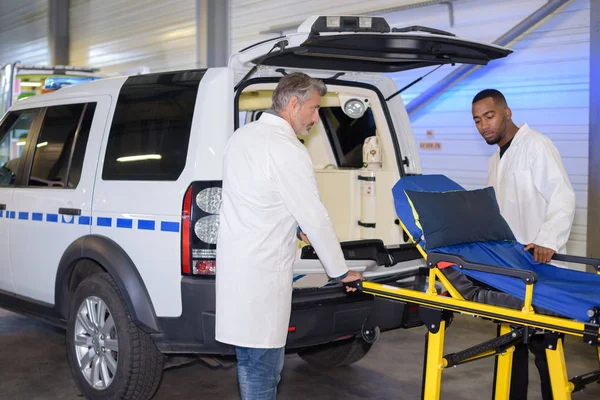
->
xmin=494 ymin=123 xmax=531 ymax=158
xmin=509 ymin=123 xmax=530 ymax=147
xmin=495 ymin=123 xmax=530 ymax=180
xmin=259 ymin=112 xmax=297 ymax=139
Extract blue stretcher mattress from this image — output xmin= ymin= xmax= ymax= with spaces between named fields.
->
xmin=392 ymin=174 xmax=600 ymax=323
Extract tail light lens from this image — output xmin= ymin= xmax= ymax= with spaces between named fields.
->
xmin=182 ymin=181 xmax=222 ymax=276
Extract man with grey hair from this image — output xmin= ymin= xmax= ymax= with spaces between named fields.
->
xmin=216 ymin=72 xmax=362 ymax=399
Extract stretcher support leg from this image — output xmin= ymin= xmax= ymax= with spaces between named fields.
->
xmin=420 ymin=307 xmax=447 ymax=400
xmin=423 ymin=320 xmax=446 ymax=400
xmin=493 ymin=324 xmax=515 ymax=400
xmin=545 ymin=334 xmax=574 ymax=400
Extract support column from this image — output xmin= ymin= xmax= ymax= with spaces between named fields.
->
xmin=196 ymin=0 xmax=230 ymax=68
xmin=48 ymin=0 xmax=70 ymax=65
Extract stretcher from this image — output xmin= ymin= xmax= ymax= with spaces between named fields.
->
xmin=345 ymin=174 xmax=600 ymax=400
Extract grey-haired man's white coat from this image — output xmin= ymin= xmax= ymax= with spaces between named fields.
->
xmin=215 ymin=112 xmax=348 ymax=348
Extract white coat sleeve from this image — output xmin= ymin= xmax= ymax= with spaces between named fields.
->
xmin=268 ymin=137 xmax=349 ymax=280
xmin=529 ymin=139 xmax=576 ymax=252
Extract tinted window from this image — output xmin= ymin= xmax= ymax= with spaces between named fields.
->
xmin=66 ymin=104 xmax=96 ymax=187
xmin=320 ymin=107 xmax=377 ymax=168
xmin=102 ymin=71 xmax=205 ymax=181
xmin=29 ymin=103 xmax=96 ymax=188
xmin=0 ymin=110 xmax=38 ymax=186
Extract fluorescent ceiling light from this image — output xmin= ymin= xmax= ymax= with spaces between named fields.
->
xmin=20 ymin=82 xmax=42 ymax=87
xmin=36 ymin=141 xmax=48 ymax=148
xmin=17 ymin=142 xmax=26 ymax=146
xmin=116 ymin=154 xmax=162 ymax=162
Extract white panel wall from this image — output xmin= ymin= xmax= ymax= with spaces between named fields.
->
xmin=70 ymin=0 xmax=197 ymax=75
xmin=386 ymin=0 xmax=590 ymax=257
xmin=0 ymin=0 xmax=49 ymax=65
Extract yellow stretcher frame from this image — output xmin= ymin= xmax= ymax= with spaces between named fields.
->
xmin=359 ymin=218 xmax=600 ymax=400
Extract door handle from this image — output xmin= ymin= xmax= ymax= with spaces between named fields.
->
xmin=0 ymin=204 xmax=5 ymax=210
xmin=58 ymin=207 xmax=81 ymax=216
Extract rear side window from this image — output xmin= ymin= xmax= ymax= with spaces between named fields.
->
xmin=29 ymin=103 xmax=96 ymax=188
xmin=320 ymin=107 xmax=377 ymax=168
xmin=102 ymin=71 xmax=205 ymax=181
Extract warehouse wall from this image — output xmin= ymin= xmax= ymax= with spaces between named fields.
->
xmin=69 ymin=0 xmax=197 ymax=75
xmin=0 ymin=0 xmax=49 ymax=65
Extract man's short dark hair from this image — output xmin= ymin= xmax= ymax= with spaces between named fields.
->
xmin=472 ymin=89 xmax=508 ymax=107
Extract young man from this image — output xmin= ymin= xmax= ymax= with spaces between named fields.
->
xmin=472 ymin=88 xmax=576 ymax=399
xmin=216 ymin=72 xmax=362 ymax=399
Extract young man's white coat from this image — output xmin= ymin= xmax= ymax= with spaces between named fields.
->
xmin=487 ymin=123 xmax=576 ymax=255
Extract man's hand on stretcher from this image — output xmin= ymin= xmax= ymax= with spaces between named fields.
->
xmin=341 ymin=271 xmax=363 ymax=292
xmin=297 ymin=227 xmax=363 ymax=292
xmin=524 ymin=243 xmax=555 ymax=264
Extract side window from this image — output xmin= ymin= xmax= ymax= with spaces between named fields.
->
xmin=29 ymin=103 xmax=96 ymax=188
xmin=102 ymin=70 xmax=205 ymax=181
xmin=66 ymin=104 xmax=96 ymax=187
xmin=320 ymin=107 xmax=377 ymax=168
xmin=0 ymin=110 xmax=38 ymax=186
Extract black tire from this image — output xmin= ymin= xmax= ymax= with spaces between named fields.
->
xmin=298 ymin=337 xmax=373 ymax=369
xmin=66 ymin=273 xmax=164 ymax=400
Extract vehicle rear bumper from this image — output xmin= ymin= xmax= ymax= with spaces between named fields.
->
xmin=151 ymin=275 xmax=423 ymax=355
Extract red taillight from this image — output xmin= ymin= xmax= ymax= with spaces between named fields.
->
xmin=194 ymin=260 xmax=216 ymax=275
xmin=181 ymin=185 xmax=193 ymax=274
xmin=182 ymin=181 xmax=222 ymax=277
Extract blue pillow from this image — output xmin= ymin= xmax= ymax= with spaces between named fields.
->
xmin=404 ymin=187 xmax=516 ymax=250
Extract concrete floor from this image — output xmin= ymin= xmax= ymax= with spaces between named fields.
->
xmin=1 ymin=307 xmax=599 ymax=400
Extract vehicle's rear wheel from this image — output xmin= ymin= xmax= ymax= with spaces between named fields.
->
xmin=66 ymin=273 xmax=164 ymax=400
xmin=298 ymin=337 xmax=373 ymax=368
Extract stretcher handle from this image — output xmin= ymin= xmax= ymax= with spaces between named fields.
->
xmin=427 ymin=252 xmax=538 ymax=284
xmin=343 ymin=279 xmax=363 ymax=292
xmin=548 ymin=252 xmax=600 ymax=272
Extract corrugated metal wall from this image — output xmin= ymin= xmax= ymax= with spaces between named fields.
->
xmin=388 ymin=0 xmax=590 ymax=257
xmin=0 ymin=0 xmax=49 ymax=65
xmin=70 ymin=0 xmax=197 ymax=75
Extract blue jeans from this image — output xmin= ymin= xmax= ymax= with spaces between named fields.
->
xmin=235 ymin=346 xmax=285 ymax=400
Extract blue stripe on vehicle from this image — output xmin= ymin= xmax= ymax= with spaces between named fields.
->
xmin=4 ymin=211 xmax=186 ymax=237
xmin=138 ymin=220 xmax=155 ymax=230
xmin=97 ymin=217 xmax=112 ymax=227
xmin=160 ymin=221 xmax=179 ymax=232
xmin=117 ymin=218 xmax=133 ymax=229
